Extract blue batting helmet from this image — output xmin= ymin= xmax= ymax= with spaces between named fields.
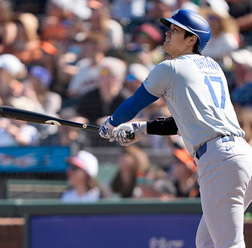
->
xmin=160 ymin=9 xmax=211 ymax=51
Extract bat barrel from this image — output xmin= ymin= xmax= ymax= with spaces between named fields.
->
xmin=0 ymin=106 xmax=134 ymax=138
xmin=0 ymin=106 xmax=99 ymax=132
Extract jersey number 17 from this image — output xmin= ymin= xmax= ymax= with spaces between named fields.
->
xmin=204 ymin=75 xmax=226 ymax=109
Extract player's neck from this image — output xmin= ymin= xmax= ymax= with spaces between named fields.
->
xmin=170 ymin=47 xmax=194 ymax=59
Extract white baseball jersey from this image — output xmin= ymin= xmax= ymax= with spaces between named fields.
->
xmin=143 ymin=54 xmax=244 ymax=156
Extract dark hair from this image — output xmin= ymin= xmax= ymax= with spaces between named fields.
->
xmin=184 ymin=31 xmax=201 ymax=55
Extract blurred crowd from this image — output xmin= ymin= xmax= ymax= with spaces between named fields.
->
xmin=0 ymin=0 xmax=251 ymax=201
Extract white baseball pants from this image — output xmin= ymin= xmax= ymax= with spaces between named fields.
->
xmin=195 ymin=136 xmax=252 ymax=248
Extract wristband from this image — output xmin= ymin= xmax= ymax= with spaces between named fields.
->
xmin=147 ymin=116 xmax=178 ymax=135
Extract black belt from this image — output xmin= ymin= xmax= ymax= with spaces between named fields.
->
xmin=195 ymin=135 xmax=235 ymax=160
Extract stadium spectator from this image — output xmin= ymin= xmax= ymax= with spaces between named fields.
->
xmin=200 ymin=0 xmax=229 ymax=17
xmin=61 ymin=150 xmax=108 ymax=202
xmin=110 ymin=0 xmax=147 ymax=22
xmin=2 ymin=12 xmax=41 ymax=65
xmin=146 ymin=0 xmax=176 ymax=20
xmin=0 ymin=113 xmax=40 ymax=147
xmin=226 ymin=0 xmax=252 ymax=47
xmin=177 ymin=0 xmax=200 ymax=12
xmin=129 ymin=23 xmax=164 ymax=69
xmin=40 ymin=0 xmax=91 ymax=51
xmin=87 ymin=0 xmax=124 ymax=50
xmin=199 ymin=7 xmax=240 ymax=67
xmin=5 ymin=118 xmax=41 ymax=146
xmin=125 ymin=0 xmax=176 ymax=44
xmin=0 ymin=0 xmax=14 ymax=54
xmin=110 ymin=146 xmax=151 ymax=198
xmin=234 ymin=105 xmax=252 ymax=146
xmin=26 ymin=65 xmax=61 ymax=116
xmin=171 ymin=148 xmax=199 ymax=198
xmin=64 ymin=32 xmax=109 ymax=104
xmin=144 ymin=165 xmax=177 ymax=200
xmin=0 ymin=53 xmax=27 ymax=107
xmin=22 ymin=65 xmax=62 ymax=144
xmin=76 ymin=56 xmax=127 ymax=146
xmin=57 ymin=108 xmax=88 ymax=151
xmin=125 ymin=63 xmax=150 ymax=95
xmin=0 ymin=118 xmax=17 ymax=146
xmin=230 ymin=48 xmax=252 ymax=106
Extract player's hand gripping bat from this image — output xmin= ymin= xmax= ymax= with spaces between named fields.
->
xmin=0 ymin=106 xmax=134 ymax=139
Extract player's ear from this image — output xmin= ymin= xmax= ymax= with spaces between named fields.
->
xmin=188 ymin=35 xmax=198 ymax=47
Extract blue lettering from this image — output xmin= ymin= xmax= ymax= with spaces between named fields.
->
xmin=193 ymin=59 xmax=202 ymax=69
xmin=193 ymin=58 xmax=219 ymax=71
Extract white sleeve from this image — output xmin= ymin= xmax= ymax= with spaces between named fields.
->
xmin=143 ymin=61 xmax=174 ymax=97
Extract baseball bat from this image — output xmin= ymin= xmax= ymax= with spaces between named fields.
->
xmin=0 ymin=106 xmax=134 ymax=139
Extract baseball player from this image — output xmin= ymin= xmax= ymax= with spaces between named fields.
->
xmin=99 ymin=9 xmax=252 ymax=248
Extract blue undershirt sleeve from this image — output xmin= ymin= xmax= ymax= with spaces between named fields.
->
xmin=110 ymin=84 xmax=159 ymax=126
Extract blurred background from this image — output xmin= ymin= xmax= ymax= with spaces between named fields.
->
xmin=0 ymin=0 xmax=251 ymax=247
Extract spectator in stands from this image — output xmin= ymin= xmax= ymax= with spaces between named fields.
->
xmin=127 ymin=23 xmax=164 ymax=70
xmin=0 ymin=53 xmax=27 ymax=107
xmin=25 ymin=66 xmax=62 ymax=116
xmin=230 ymin=48 xmax=252 ymax=106
xmin=40 ymin=0 xmax=91 ymax=51
xmin=177 ymin=0 xmax=200 ymax=12
xmin=144 ymin=165 xmax=177 ymax=200
xmin=125 ymin=0 xmax=175 ymax=43
xmin=171 ymin=148 xmax=199 ymax=198
xmin=110 ymin=145 xmax=151 ymax=198
xmin=22 ymin=66 xmax=62 ymax=144
xmin=125 ymin=63 xmax=150 ymax=95
xmin=57 ymin=108 xmax=88 ymax=151
xmin=0 ymin=118 xmax=18 ymax=146
xmin=76 ymin=56 xmax=127 ymax=146
xmin=0 ymin=0 xmax=13 ymax=26
xmin=234 ymin=105 xmax=252 ymax=146
xmin=199 ymin=7 xmax=240 ymax=67
xmin=61 ymin=150 xmax=108 ymax=202
xmin=76 ymin=56 xmax=127 ymax=120
xmin=146 ymin=0 xmax=176 ymax=21
xmin=64 ymin=32 xmax=109 ymax=105
xmin=110 ymin=0 xmax=147 ymax=22
xmin=87 ymin=0 xmax=124 ymax=50
xmin=0 ymin=53 xmax=42 ymax=145
xmin=2 ymin=12 xmax=41 ymax=65
xmin=0 ymin=0 xmax=14 ymax=54
xmin=226 ymin=0 xmax=252 ymax=47
xmin=200 ymin=0 xmax=229 ymax=16
xmin=4 ymin=118 xmax=41 ymax=146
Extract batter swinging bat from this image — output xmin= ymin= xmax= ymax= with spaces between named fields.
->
xmin=0 ymin=106 xmax=134 ymax=139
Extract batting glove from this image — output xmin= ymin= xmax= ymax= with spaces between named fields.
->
xmin=113 ymin=121 xmax=147 ymax=146
xmin=99 ymin=117 xmax=115 ymax=140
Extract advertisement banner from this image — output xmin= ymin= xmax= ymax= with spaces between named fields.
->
xmin=0 ymin=146 xmax=70 ymax=172
xmin=29 ymin=214 xmax=201 ymax=248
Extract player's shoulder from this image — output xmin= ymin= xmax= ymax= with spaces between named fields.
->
xmin=154 ymin=54 xmax=220 ymax=73
xmin=158 ymin=54 xmax=200 ymax=66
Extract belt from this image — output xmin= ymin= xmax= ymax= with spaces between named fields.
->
xmin=195 ymin=135 xmax=235 ymax=160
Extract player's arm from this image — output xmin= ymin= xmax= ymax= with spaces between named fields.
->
xmin=99 ymin=84 xmax=159 ymax=139
xmin=113 ymin=116 xmax=178 ymax=146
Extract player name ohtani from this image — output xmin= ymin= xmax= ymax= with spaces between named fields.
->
xmin=193 ymin=57 xmax=219 ymax=71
